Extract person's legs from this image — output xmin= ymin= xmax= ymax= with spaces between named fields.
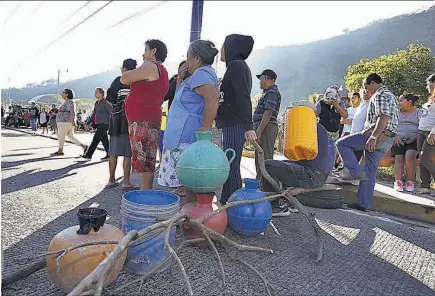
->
xmin=30 ymin=118 xmax=37 ymax=133
xmin=336 ymin=133 xmax=367 ymax=177
xmin=57 ymin=122 xmax=68 ymax=152
xmin=404 ymin=148 xmax=418 ymax=182
xmin=66 ymin=124 xmax=85 ymax=148
xmin=393 ymin=154 xmax=405 ymax=182
xmin=220 ymin=124 xmax=245 ymax=204
xmin=417 ymin=131 xmax=432 ymax=190
xmin=85 ymin=125 xmax=105 ymax=157
xmin=122 ymin=157 xmax=132 ymax=186
xmin=419 ymin=133 xmax=435 ymax=189
xmin=255 ymin=124 xmax=278 ymax=181
xmin=108 ymin=156 xmax=118 ymax=184
xmin=100 ymin=125 xmax=109 ymax=154
xmin=356 ymin=138 xmax=393 ymax=209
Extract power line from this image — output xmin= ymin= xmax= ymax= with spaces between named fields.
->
xmin=18 ymin=1 xmax=114 ymax=67
xmin=1 ymin=1 xmax=21 ymax=29
xmin=56 ymin=1 xmax=92 ymax=27
xmin=28 ymin=1 xmax=45 ymax=20
xmin=105 ymin=1 xmax=167 ymax=31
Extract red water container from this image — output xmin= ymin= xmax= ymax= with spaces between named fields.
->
xmin=180 ymin=194 xmax=227 ymax=247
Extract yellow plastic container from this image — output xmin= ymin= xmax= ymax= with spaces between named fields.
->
xmin=284 ymin=106 xmax=318 ymax=161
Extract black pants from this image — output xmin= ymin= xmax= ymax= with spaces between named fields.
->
xmin=417 ymin=130 xmax=435 ymax=189
xmin=85 ymin=124 xmax=109 ymax=157
xmin=263 ymin=159 xmax=327 ymax=193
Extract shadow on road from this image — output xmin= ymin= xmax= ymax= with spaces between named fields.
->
xmin=2 ymin=153 xmax=34 ymax=158
xmin=1 ymin=160 xmax=102 ymax=195
xmin=1 ymin=156 xmax=79 ymax=169
xmin=9 ymin=146 xmax=58 ymax=152
xmin=2 ymin=186 xmax=435 ymax=296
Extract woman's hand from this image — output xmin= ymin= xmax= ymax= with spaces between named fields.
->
xmin=393 ymin=135 xmax=403 ymax=147
xmin=245 ymin=130 xmax=257 ymax=142
xmin=178 ymin=63 xmax=188 ymax=80
xmin=197 ymin=125 xmax=210 ymax=131
xmin=428 ymin=134 xmax=435 ymax=145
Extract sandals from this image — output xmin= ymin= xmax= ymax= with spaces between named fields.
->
xmin=105 ymin=182 xmax=118 ymax=188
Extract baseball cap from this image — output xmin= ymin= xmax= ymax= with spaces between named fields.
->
xmin=256 ymin=69 xmax=277 ymax=80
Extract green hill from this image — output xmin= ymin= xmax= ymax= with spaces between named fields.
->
xmin=2 ymin=6 xmax=435 ymax=108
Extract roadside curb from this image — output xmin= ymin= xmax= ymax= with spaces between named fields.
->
xmin=2 ymin=126 xmax=106 ymax=152
xmin=341 ymin=184 xmax=435 ymax=224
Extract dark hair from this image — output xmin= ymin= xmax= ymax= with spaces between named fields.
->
xmin=122 ymin=59 xmax=137 ymax=71
xmin=341 ymin=96 xmax=350 ymax=102
xmin=352 ymin=92 xmax=361 ymax=98
xmin=145 ymin=39 xmax=167 ymax=62
xmin=178 ymin=60 xmax=186 ymax=69
xmin=63 ymin=88 xmax=74 ymax=100
xmin=402 ymin=94 xmax=419 ymax=106
xmin=365 ymin=73 xmax=383 ymax=85
xmin=427 ymin=73 xmax=435 ymax=83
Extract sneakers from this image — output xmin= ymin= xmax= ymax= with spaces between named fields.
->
xmin=394 ymin=180 xmax=404 ymax=192
xmin=394 ymin=180 xmax=415 ymax=192
xmin=339 ymin=168 xmax=367 ymax=181
xmin=404 ymin=181 xmax=414 ymax=193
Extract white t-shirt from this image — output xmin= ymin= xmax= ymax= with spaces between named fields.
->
xmin=351 ymin=101 xmax=370 ymax=134
xmin=40 ymin=112 xmax=47 ymax=124
xmin=342 ymin=106 xmax=355 ymax=134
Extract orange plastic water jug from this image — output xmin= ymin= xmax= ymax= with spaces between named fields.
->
xmin=284 ymin=106 xmax=318 ymax=161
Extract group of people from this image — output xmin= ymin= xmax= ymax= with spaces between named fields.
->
xmin=30 ymin=35 xmax=434 ymax=213
xmin=312 ymin=73 xmax=435 ymax=211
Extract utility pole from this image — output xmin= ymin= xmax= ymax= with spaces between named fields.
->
xmin=56 ymin=69 xmax=68 ymax=102
xmin=189 ymin=0 xmax=204 ymax=43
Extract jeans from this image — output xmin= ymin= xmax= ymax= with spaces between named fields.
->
xmin=30 ymin=118 xmax=38 ymax=132
xmin=263 ymin=160 xmax=326 ymax=192
xmin=337 ymin=133 xmax=393 ymax=209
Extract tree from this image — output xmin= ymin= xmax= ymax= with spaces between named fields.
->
xmin=345 ymin=44 xmax=435 ymax=104
xmin=308 ymin=92 xmax=319 ymax=104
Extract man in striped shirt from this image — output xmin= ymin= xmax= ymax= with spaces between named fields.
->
xmin=337 ymin=73 xmax=398 ymax=211
xmin=253 ymin=69 xmax=281 ymax=186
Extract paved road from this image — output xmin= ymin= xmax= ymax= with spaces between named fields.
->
xmin=2 ymin=129 xmax=435 ymax=296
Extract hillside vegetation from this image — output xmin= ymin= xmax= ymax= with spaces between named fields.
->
xmin=2 ymin=6 xmax=435 ymax=108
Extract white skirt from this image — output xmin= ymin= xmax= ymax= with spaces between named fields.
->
xmin=157 ymin=143 xmax=190 ymax=188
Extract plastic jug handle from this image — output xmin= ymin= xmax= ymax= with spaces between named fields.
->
xmin=170 ymin=147 xmax=181 ymax=162
xmin=224 ymin=148 xmax=236 ymax=164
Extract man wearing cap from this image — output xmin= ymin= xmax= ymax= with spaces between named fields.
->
xmin=253 ymin=69 xmax=281 ymax=185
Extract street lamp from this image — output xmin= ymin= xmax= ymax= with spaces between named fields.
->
xmin=56 ymin=69 xmax=69 ymax=101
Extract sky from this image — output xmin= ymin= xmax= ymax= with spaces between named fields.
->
xmin=0 ymin=0 xmax=434 ymax=89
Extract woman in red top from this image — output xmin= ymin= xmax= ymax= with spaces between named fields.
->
xmin=122 ymin=39 xmax=169 ymax=190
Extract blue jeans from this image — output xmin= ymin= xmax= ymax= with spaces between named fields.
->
xmin=30 ymin=118 xmax=38 ymax=132
xmin=336 ymin=133 xmax=393 ymax=209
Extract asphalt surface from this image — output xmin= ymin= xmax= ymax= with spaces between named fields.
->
xmin=2 ymin=128 xmax=435 ymax=296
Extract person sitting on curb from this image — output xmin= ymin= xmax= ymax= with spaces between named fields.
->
xmin=336 ymin=73 xmax=399 ymax=212
xmin=263 ymin=101 xmax=330 ymax=215
xmin=392 ymin=94 xmax=422 ymax=192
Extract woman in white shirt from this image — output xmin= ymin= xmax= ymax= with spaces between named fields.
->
xmin=39 ymin=108 xmax=49 ymax=134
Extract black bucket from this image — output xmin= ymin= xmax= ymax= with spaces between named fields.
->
xmin=77 ymin=208 xmax=108 ymax=235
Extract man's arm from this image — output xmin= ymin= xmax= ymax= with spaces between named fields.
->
xmin=256 ymin=92 xmax=278 ymax=138
xmin=332 ymin=101 xmax=348 ymax=119
xmin=370 ymin=115 xmax=389 ymax=139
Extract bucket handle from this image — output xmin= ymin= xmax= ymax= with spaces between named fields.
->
xmin=224 ymin=148 xmax=236 ymax=164
xmin=170 ymin=147 xmax=181 ymax=162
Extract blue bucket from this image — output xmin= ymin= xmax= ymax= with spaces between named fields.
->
xmin=121 ymin=190 xmax=180 ymax=275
